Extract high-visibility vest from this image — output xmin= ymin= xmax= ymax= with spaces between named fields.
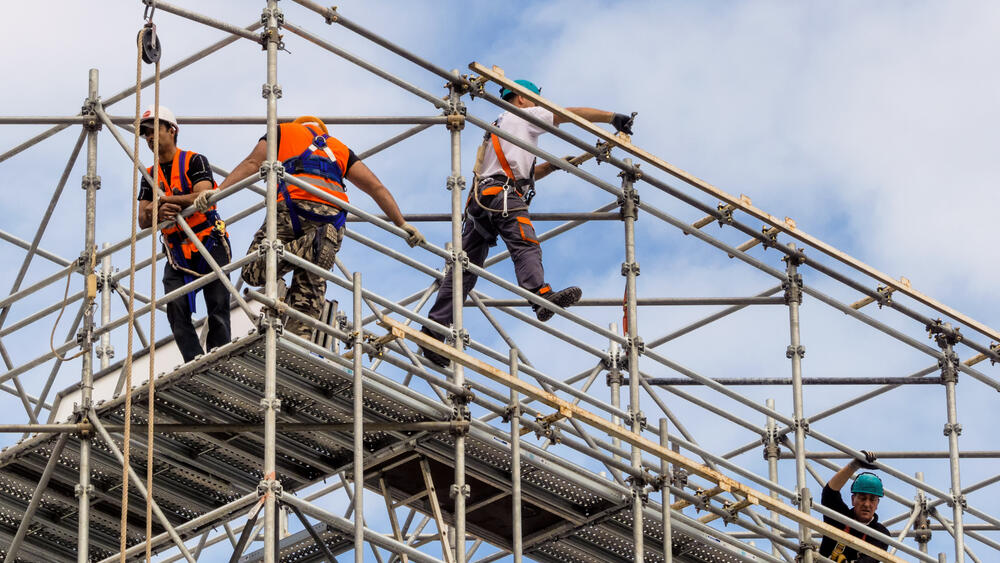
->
xmin=148 ymin=149 xmax=220 ymax=264
xmin=277 ymin=123 xmax=351 ymax=207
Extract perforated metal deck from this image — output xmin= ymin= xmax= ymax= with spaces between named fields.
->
xmin=0 ymin=333 xmax=758 ymax=562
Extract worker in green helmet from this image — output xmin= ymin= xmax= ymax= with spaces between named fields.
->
xmin=819 ymin=451 xmax=891 ymax=562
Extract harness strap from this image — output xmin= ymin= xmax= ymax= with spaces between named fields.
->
xmin=278 ymin=181 xmax=346 ymax=238
xmin=491 ymin=133 xmax=516 ymax=181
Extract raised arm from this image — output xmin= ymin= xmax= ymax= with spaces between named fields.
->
xmin=218 ymin=140 xmax=267 ymax=191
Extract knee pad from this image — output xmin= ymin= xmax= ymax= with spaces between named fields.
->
xmin=312 ymin=224 xmax=341 ymax=271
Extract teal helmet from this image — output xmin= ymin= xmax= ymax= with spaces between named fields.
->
xmin=851 ymin=472 xmax=884 ymax=497
xmin=500 ymin=79 xmax=541 ymax=100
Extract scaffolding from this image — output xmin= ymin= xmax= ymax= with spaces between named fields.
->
xmin=0 ymin=1 xmax=998 ymax=562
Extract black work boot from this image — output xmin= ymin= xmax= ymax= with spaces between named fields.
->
xmin=532 ymin=286 xmax=583 ymax=322
xmin=418 ymin=326 xmax=450 ymax=368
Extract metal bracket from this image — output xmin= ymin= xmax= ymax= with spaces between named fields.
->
xmin=796 ymin=540 xmax=817 ymax=561
xmin=260 ymin=397 xmax=282 ymax=413
xmin=620 ymin=261 xmax=640 ymax=277
xmin=259 ymin=161 xmax=285 ymax=181
xmin=927 ymin=319 xmax=963 ymax=347
xmin=446 ymin=113 xmax=466 ymax=131
xmin=781 ymin=247 xmax=806 ymax=267
xmin=943 ymin=422 xmax=962 ymax=437
xmin=761 ymin=429 xmax=781 ymax=460
xmin=446 ymin=175 xmax=466 ymax=192
xmin=627 ymin=409 xmax=647 ymax=429
xmin=534 ymin=423 xmax=562 ymax=444
xmin=323 ymin=5 xmax=339 ymax=24
xmin=261 ymin=83 xmax=283 ymax=99
xmin=81 ymin=174 xmax=102 ymax=191
xmin=446 ymin=250 xmax=469 ymax=269
xmin=782 ymin=273 xmax=803 ymax=304
xmin=759 ymin=225 xmax=780 ymax=250
xmin=716 ymin=202 xmax=736 ymax=226
xmin=258 ymin=478 xmax=284 ymax=499
xmin=449 ymin=483 xmax=470 ymax=499
xmin=792 ymin=418 xmax=810 ymax=434
xmin=618 ymin=164 xmax=642 ymax=184
xmin=501 ymin=404 xmax=519 ymax=423
xmin=74 ymin=484 xmax=94 ymax=498
xmin=604 ymin=365 xmax=623 ymax=386
xmin=81 ymin=100 xmax=102 ymax=131
xmin=874 ymin=285 xmax=894 ymax=308
xmin=95 ymin=344 xmax=115 ymax=360
xmin=258 ymin=313 xmax=283 ymax=335
xmin=445 ymin=328 xmax=469 ymax=348
xmin=785 ymin=345 xmax=805 ymax=359
xmin=671 ymin=467 xmax=689 ymax=489
xmin=627 ymin=336 xmax=645 ymax=357
xmin=627 ymin=479 xmax=650 ymax=505
xmin=261 ymin=6 xmax=284 ymax=26
xmin=947 ymin=492 xmax=967 ymax=509
xmin=617 ymin=189 xmax=640 ymax=221
xmin=939 ymin=351 xmax=959 ymax=384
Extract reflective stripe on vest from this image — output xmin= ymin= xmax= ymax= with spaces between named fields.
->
xmin=277 ymin=123 xmax=351 ymax=207
xmin=148 ymin=149 xmax=219 ymax=262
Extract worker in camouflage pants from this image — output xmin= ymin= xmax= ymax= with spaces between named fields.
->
xmin=241 ymin=199 xmax=344 ymax=338
xmin=218 ymin=116 xmax=424 ymax=340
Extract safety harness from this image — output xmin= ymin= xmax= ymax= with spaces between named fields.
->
xmin=278 ymin=129 xmax=348 ymax=238
xmin=466 ymin=128 xmax=538 ymax=243
xmin=155 ymin=150 xmax=230 ymax=313
xmin=829 ymin=523 xmax=867 ymax=562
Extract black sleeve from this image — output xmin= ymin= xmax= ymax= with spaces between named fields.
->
xmin=345 ymin=149 xmax=359 ymax=174
xmin=138 ymin=175 xmax=152 ymax=202
xmin=258 ymin=127 xmax=281 ymax=147
xmin=821 ymin=484 xmax=850 ymax=514
xmin=186 ymin=153 xmax=214 ymax=186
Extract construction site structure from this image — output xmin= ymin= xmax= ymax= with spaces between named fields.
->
xmin=0 ymin=1 xmax=998 ymax=562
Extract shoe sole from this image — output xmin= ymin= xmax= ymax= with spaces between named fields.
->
xmin=536 ymin=287 xmax=583 ymax=322
xmin=418 ymin=345 xmax=450 ymax=368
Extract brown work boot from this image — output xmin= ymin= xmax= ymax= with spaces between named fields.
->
xmin=418 ymin=326 xmax=450 ymax=368
xmin=533 ymin=286 xmax=582 ymax=322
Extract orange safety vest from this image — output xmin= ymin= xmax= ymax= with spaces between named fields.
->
xmin=276 ymin=122 xmax=351 ymax=208
xmin=147 ymin=149 xmax=220 ymax=264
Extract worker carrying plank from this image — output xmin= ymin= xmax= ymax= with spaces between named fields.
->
xmin=218 ymin=116 xmax=425 ymax=339
xmin=819 ymin=451 xmax=891 ymax=562
xmin=419 ymin=79 xmax=635 ymax=367
xmin=137 ymin=105 xmax=232 ymax=363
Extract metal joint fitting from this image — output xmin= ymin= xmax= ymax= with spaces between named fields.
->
xmin=534 ymin=424 xmax=562 ymax=444
xmin=762 ymin=433 xmax=781 ymax=460
xmin=260 ymin=6 xmax=284 ymax=27
xmin=947 ymin=492 xmax=967 ymax=509
xmin=717 ymin=202 xmax=735 ymax=225
xmin=616 ymin=190 xmax=640 ymax=221
xmin=759 ymin=225 xmax=780 ymax=249
xmin=446 ymin=113 xmax=466 ymax=131
xmin=95 ymin=345 xmax=115 ymax=360
xmin=628 ymin=409 xmax=647 ymax=429
xmin=259 ymin=397 xmax=282 ymax=413
xmin=446 ymin=327 xmax=469 ymax=347
xmin=501 ymin=404 xmax=519 ymax=423
xmin=259 ymin=161 xmax=285 ymax=180
xmin=782 ymin=248 xmax=806 ymax=267
xmin=914 ymin=525 xmax=932 ymax=544
xmin=261 ymin=83 xmax=283 ymax=99
xmin=938 ymin=355 xmax=959 ymax=384
xmin=446 ymin=249 xmax=469 ymax=268
xmin=785 ymin=345 xmax=805 ymax=359
xmin=74 ymin=483 xmax=94 ymax=499
xmin=628 ymin=483 xmax=650 ymax=506
xmin=448 ymin=385 xmax=474 ymax=406
xmin=795 ymin=541 xmax=816 ymax=561
xmin=604 ymin=368 xmax=623 ymax=386
xmin=81 ymin=100 xmax=102 ymax=130
xmin=271 ymin=239 xmax=285 ymax=258
xmin=620 ymin=261 xmax=641 ymax=277
xmin=782 ymin=275 xmax=803 ymax=304
xmin=627 ymin=336 xmax=645 ymax=356
xmin=449 ymin=420 xmax=470 ymax=437
xmin=927 ymin=320 xmax=962 ymax=346
xmin=81 ymin=174 xmax=102 ymax=191
xmin=446 ymin=175 xmax=466 ymax=191
xmin=792 ymin=417 xmax=810 ymax=434
xmin=671 ymin=467 xmax=689 ymax=489
xmin=75 ymin=327 xmax=91 ymax=347
xmin=449 ymin=483 xmax=471 ymax=499
xmin=258 ymin=313 xmax=283 ymax=335
xmin=466 ymin=75 xmax=487 ymax=98
xmin=943 ymin=422 xmax=962 ymax=437
xmin=875 ymin=285 xmax=894 ymax=308
xmin=618 ymin=165 xmax=641 ymax=184
xmin=323 ymin=5 xmax=339 ymax=24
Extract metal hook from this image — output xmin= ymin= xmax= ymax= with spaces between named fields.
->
xmin=144 ymin=0 xmax=157 ymax=23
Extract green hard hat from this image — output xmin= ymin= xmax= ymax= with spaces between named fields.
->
xmin=500 ymin=79 xmax=541 ymax=100
xmin=851 ymin=472 xmax=884 ymax=497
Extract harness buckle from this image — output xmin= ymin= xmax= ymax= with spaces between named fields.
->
xmin=214 ymin=219 xmax=227 ymax=236
xmin=311 ymin=135 xmax=327 ymax=148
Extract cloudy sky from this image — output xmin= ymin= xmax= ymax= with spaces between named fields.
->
xmin=1 ymin=1 xmax=998 ymax=561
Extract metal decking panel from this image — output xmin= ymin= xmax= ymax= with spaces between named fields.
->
xmin=1 ymin=334 xmax=759 ymax=562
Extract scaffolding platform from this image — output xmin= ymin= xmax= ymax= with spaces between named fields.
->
xmin=0 ymin=332 xmax=756 ymax=563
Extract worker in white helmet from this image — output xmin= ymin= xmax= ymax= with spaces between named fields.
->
xmin=137 ymin=105 xmax=232 ymax=363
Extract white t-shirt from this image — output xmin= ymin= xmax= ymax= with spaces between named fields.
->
xmin=479 ymin=106 xmax=555 ymax=181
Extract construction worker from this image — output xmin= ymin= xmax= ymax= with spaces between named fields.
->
xmin=217 ymin=116 xmax=425 ymax=339
xmin=818 ymin=451 xmax=890 ymax=562
xmin=137 ymin=105 xmax=232 ymax=363
xmin=418 ymin=79 xmax=635 ymax=367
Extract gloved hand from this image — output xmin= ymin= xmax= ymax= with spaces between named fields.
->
xmin=193 ymin=190 xmax=214 ymax=213
xmin=857 ymin=450 xmax=878 ymax=469
xmin=611 ymin=112 xmax=636 ymax=135
xmin=400 ymin=222 xmax=425 ymax=248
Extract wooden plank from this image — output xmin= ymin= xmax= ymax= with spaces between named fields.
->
xmin=383 ymin=317 xmax=907 ymax=563
xmin=470 ymin=61 xmax=1000 ymax=347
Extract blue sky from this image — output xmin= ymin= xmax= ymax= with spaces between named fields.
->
xmin=1 ymin=1 xmax=999 ymax=561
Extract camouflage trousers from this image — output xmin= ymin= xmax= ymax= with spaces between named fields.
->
xmin=242 ymin=200 xmax=345 ymax=338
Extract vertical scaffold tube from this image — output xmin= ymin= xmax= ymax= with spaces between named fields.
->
xmin=262 ymin=2 xmax=282 ymax=561
xmin=608 ymin=322 xmax=623 ymax=477
xmin=659 ymin=419 xmax=672 ymax=563
xmin=935 ymin=323 xmax=965 ymax=563
xmin=78 ymin=68 xmax=100 ymax=563
xmin=509 ymin=348 xmax=522 ymax=563
xmin=620 ymin=159 xmax=643 ymax=562
xmin=353 ymin=272 xmax=364 ymax=563
xmin=784 ymin=247 xmax=813 ymax=563
xmin=446 ymin=76 xmax=468 ymax=563
xmin=765 ymin=398 xmax=781 ymax=558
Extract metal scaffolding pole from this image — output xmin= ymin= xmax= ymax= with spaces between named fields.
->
xmin=353 ymin=271 xmax=365 ymax=563
xmin=934 ymin=322 xmax=966 ymax=562
xmin=76 ymin=68 xmax=101 ymax=563
xmin=620 ymin=159 xmax=644 ymax=563
xmin=509 ymin=348 xmax=522 ymax=563
xmin=446 ymin=77 xmax=469 ymax=563
xmin=783 ymin=247 xmax=813 ymax=562
xmin=659 ymin=419 xmax=672 ymax=563
xmin=261 ymin=2 xmax=282 ymax=561
xmin=765 ymin=398 xmax=781 ymax=558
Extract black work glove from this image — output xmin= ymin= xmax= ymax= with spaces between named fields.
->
xmin=858 ymin=450 xmax=878 ymax=469
xmin=611 ymin=112 xmax=636 ymax=135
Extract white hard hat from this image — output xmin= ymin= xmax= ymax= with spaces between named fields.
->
xmin=140 ymin=105 xmax=178 ymax=129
